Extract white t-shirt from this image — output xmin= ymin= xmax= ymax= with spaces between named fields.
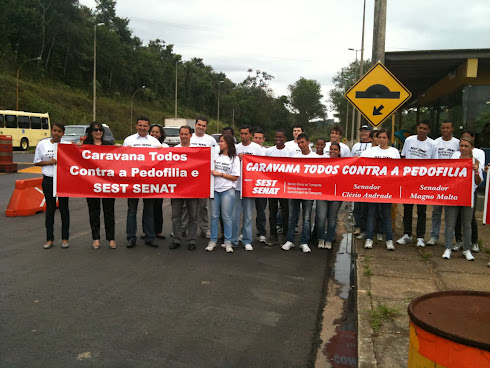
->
xmin=235 ymin=142 xmax=265 ymax=191
xmin=452 ymin=148 xmax=486 ymax=171
xmin=285 ymin=140 xmax=301 ymax=154
xmin=266 ymin=145 xmax=295 ymax=158
xmin=401 ymin=135 xmax=438 ymax=159
xmin=361 ymin=146 xmax=400 ymax=159
xmin=351 ymin=141 xmax=373 ymax=157
xmin=34 ymin=138 xmax=57 ymax=177
xmin=190 ymin=133 xmax=219 ymax=153
xmin=324 ymin=142 xmax=351 ymax=157
xmin=434 ymin=137 xmax=460 ymax=159
xmin=123 ymin=133 xmax=162 ymax=148
xmin=213 ymin=154 xmax=240 ymax=193
xmin=294 ymin=150 xmax=320 ymax=158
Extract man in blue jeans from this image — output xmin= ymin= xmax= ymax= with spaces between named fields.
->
xmin=281 ymin=133 xmax=319 ymax=253
xmin=123 ymin=116 xmax=162 ymax=248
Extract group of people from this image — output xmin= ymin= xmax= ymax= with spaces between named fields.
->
xmin=34 ymin=117 xmax=487 ymax=261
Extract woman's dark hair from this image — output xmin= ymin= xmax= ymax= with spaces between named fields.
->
xmin=52 ymin=123 xmax=65 ymax=132
xmin=219 ymin=134 xmax=236 ymax=158
xmin=330 ymin=142 xmax=341 ymax=157
xmin=150 ymin=124 xmax=165 ymax=143
xmin=84 ymin=121 xmax=105 ymax=144
xmin=376 ymin=128 xmax=390 ymax=137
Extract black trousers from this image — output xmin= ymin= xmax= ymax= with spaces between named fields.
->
xmin=87 ymin=198 xmax=115 ymax=240
xmin=269 ymin=198 xmax=289 ymax=236
xmin=42 ymin=176 xmax=69 ymax=242
xmin=145 ymin=198 xmax=163 ymax=235
xmin=403 ymin=203 xmax=426 ymax=238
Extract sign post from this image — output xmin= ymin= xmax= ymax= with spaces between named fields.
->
xmin=345 ymin=62 xmax=411 ymax=127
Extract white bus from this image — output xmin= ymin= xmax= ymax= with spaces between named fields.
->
xmin=0 ymin=110 xmax=51 ymax=150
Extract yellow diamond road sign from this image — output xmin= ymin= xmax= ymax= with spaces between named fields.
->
xmin=345 ymin=62 xmax=411 ymax=127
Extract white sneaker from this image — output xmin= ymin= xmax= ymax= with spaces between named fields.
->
xmin=472 ymin=243 xmax=480 ymax=253
xmin=205 ymin=241 xmax=217 ymax=251
xmin=318 ymin=239 xmax=325 ymax=248
xmin=276 ymin=226 xmax=283 ymax=234
xmin=282 ymin=241 xmax=294 ymax=251
xmin=244 ymin=244 xmax=253 ymax=251
xmin=376 ymin=233 xmax=383 ymax=242
xmin=416 ymin=238 xmax=425 ymax=248
xmin=386 ymin=240 xmax=395 ymax=251
xmin=452 ymin=241 xmax=463 ymax=252
xmin=325 ymin=241 xmax=332 ymax=249
xmin=356 ymin=232 xmax=366 ymax=240
xmin=442 ymin=249 xmax=451 ymax=259
xmin=426 ymin=238 xmax=437 ymax=246
xmin=299 ymin=244 xmax=311 ymax=253
xmin=462 ymin=250 xmax=475 ymax=261
xmin=397 ymin=234 xmax=412 ymax=244
xmin=258 ymin=235 xmax=266 ymax=243
xmin=225 ymin=243 xmax=234 ymax=253
xmin=238 ymin=234 xmax=243 ymax=243
xmin=61 ymin=242 xmax=70 ymax=249
xmin=43 ymin=242 xmax=53 ymax=249
xmin=204 ymin=230 xmax=211 ymax=239
xmin=353 ymin=228 xmax=361 ymax=235
xmin=364 ymin=239 xmax=373 ymax=249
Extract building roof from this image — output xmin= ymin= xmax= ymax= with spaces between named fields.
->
xmin=384 ymin=49 xmax=490 ymax=106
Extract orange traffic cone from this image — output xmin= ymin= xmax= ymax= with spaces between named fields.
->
xmin=5 ymin=177 xmax=57 ymax=217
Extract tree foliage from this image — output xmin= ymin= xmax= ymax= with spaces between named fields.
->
xmin=288 ymin=78 xmax=326 ymax=124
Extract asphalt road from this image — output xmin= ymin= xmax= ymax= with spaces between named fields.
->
xmin=1 ymin=153 xmax=333 ymax=367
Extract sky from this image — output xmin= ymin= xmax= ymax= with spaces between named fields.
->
xmin=80 ymin=0 xmax=490 ymax=118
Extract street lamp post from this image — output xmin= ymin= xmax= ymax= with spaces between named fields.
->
xmin=16 ymin=57 xmax=41 ymax=110
xmin=130 ymin=86 xmax=146 ymax=134
xmin=357 ymin=0 xmax=367 ymax=139
xmin=217 ymin=80 xmax=224 ymax=133
xmin=93 ymin=22 xmax=105 ymax=121
xmin=348 ymin=48 xmax=361 ymax=145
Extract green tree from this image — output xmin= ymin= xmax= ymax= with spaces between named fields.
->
xmin=288 ymin=77 xmax=326 ymax=124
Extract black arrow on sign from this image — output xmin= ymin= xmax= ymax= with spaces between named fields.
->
xmin=373 ymin=105 xmax=384 ymax=115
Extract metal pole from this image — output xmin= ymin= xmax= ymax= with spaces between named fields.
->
xmin=130 ymin=86 xmax=145 ymax=135
xmin=16 ymin=57 xmax=41 ymax=111
xmin=93 ymin=23 xmax=104 ymax=122
xmin=93 ymin=24 xmax=97 ymax=121
xmin=351 ymin=53 xmax=358 ymax=143
xmin=217 ymin=80 xmax=224 ymax=133
xmin=174 ymin=62 xmax=178 ymax=118
xmin=356 ymin=0 xmax=366 ymax=141
xmin=345 ymin=96 xmax=349 ymax=142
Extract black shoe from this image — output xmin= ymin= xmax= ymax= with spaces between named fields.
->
xmin=126 ymin=239 xmax=136 ymax=248
xmin=156 ymin=234 xmax=166 ymax=240
xmin=145 ymin=239 xmax=158 ymax=248
xmin=169 ymin=242 xmax=181 ymax=250
xmin=188 ymin=243 xmax=196 ymax=251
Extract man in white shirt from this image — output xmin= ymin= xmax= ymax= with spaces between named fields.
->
xmin=427 ymin=121 xmax=460 ymax=246
xmin=124 ymin=116 xmax=162 ymax=248
xmin=266 ymin=129 xmax=294 ymax=245
xmin=252 ymin=128 xmax=267 ymax=243
xmin=169 ymin=125 xmax=199 ymax=251
xmin=351 ymin=125 xmax=373 ymax=239
xmin=189 ymin=116 xmax=216 ymax=238
xmin=231 ymin=125 xmax=265 ymax=251
xmin=397 ymin=120 xmax=438 ymax=248
xmin=324 ymin=125 xmax=351 ymax=157
xmin=285 ymin=124 xmax=304 ymax=155
xmin=282 ymin=133 xmax=317 ymax=253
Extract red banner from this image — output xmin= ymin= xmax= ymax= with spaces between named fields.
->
xmin=242 ymin=156 xmax=473 ymax=206
xmin=56 ymin=145 xmax=211 ymax=198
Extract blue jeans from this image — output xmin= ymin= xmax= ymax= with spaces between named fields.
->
xmin=353 ymin=202 xmax=367 ymax=231
xmin=210 ymin=189 xmax=235 ymax=243
xmin=232 ymin=192 xmax=254 ymax=245
xmin=287 ymin=199 xmax=313 ymax=244
xmin=316 ymin=200 xmax=342 ymax=242
xmin=127 ymin=198 xmax=155 ymax=241
xmin=430 ymin=205 xmax=444 ymax=240
xmin=367 ymin=203 xmax=393 ymax=241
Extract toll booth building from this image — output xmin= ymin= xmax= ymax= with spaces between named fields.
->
xmin=385 ymin=49 xmax=490 ymax=147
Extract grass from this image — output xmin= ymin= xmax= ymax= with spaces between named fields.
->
xmin=421 ymin=251 xmax=432 ymax=262
xmin=369 ymin=304 xmax=401 ymax=332
xmin=363 ymin=255 xmax=373 ymax=276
